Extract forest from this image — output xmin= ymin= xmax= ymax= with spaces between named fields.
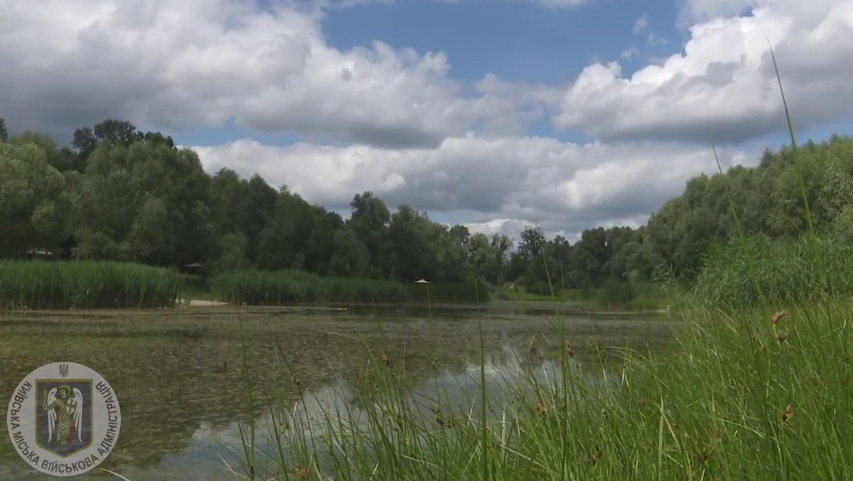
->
xmin=2 ymin=117 xmax=853 ymax=298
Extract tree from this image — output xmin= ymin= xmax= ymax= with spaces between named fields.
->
xmin=0 ymin=142 xmax=71 ymax=256
xmin=2 ymin=115 xmax=852 ymax=294
xmin=330 ymin=227 xmax=370 ymax=277
xmin=350 ymin=192 xmax=391 ymax=279
xmin=518 ymin=226 xmax=545 ymax=261
xmin=71 ymin=119 xmax=176 ymax=172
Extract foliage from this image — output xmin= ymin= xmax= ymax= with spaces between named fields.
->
xmin=492 ymin=282 xmax=670 ymax=311
xmin=0 ymin=142 xmax=73 ymax=257
xmin=692 ymin=234 xmax=853 ymax=310
xmin=0 ymin=260 xmax=183 ymax=310
xmin=1 ymin=113 xmax=853 ymax=305
xmin=211 ymin=269 xmax=487 ymax=305
xmin=644 ymin=134 xmax=853 ymax=282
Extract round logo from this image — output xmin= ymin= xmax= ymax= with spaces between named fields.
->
xmin=6 ymin=362 xmax=122 ymax=477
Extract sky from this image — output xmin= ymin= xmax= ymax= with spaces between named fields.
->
xmin=2 ymin=0 xmax=853 ymax=242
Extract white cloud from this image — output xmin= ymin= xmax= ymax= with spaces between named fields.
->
xmin=555 ymin=0 xmax=853 ymax=144
xmin=532 ymin=0 xmax=590 ymax=7
xmin=335 ymin=0 xmax=394 ymax=8
xmin=192 ymin=135 xmax=751 ymax=238
xmin=0 ymin=0 xmax=552 ymax=149
xmin=355 ymin=0 xmax=591 ymax=7
xmin=647 ymin=32 xmax=668 ymax=46
xmin=620 ymin=47 xmax=640 ymax=60
xmin=634 ymin=14 xmax=649 ymax=34
xmin=675 ymin=0 xmax=842 ymax=26
xmin=3 ymin=0 xmax=847 ymax=241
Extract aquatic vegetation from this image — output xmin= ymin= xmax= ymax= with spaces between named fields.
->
xmin=211 ymin=269 xmax=488 ymax=305
xmin=233 ymin=301 xmax=852 ymax=480
xmin=693 ymin=234 xmax=853 ymax=310
xmin=0 ymin=260 xmax=183 ymax=310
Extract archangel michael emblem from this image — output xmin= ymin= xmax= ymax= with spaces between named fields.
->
xmin=36 ymin=380 xmax=92 ymax=456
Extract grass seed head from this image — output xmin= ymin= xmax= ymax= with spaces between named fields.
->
xmin=782 ymin=404 xmax=794 ymax=423
xmin=536 ymin=399 xmax=548 ymax=416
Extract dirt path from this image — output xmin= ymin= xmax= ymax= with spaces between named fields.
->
xmin=185 ymin=299 xmax=229 ymax=307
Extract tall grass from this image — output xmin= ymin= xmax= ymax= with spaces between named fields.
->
xmin=0 ymin=260 xmax=184 ymax=310
xmin=224 ymin=300 xmax=852 ymax=480
xmin=494 ymin=282 xmax=671 ymax=311
xmin=591 ymin=280 xmax=670 ymax=310
xmin=694 ymin=234 xmax=853 ymax=310
xmin=211 ymin=269 xmax=488 ymax=305
xmin=210 ymin=51 xmax=853 ymax=480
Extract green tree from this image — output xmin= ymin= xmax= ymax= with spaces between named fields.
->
xmin=0 ymin=142 xmax=71 ymax=256
xmin=350 ymin=192 xmax=391 ymax=279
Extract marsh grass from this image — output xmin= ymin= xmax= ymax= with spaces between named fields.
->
xmin=694 ymin=234 xmax=853 ymax=310
xmin=495 ymin=282 xmax=671 ymax=311
xmin=215 ymin=50 xmax=853 ymax=480
xmin=221 ymin=297 xmax=852 ymax=481
xmin=0 ymin=260 xmax=183 ymax=310
xmin=212 ymin=269 xmax=487 ymax=305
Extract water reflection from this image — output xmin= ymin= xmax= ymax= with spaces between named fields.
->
xmin=0 ymin=304 xmax=674 ymax=480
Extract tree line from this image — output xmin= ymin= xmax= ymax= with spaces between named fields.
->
xmin=1 ymin=117 xmax=851 ymax=291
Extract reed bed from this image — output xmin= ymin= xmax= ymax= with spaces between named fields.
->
xmin=211 ymin=269 xmax=488 ymax=305
xmin=693 ymin=234 xmax=853 ymax=310
xmin=229 ymin=299 xmax=852 ymax=480
xmin=0 ymin=260 xmax=183 ymax=310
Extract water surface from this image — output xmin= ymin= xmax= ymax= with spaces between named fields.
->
xmin=0 ymin=303 xmax=676 ymax=480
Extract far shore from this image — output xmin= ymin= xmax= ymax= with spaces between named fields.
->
xmin=178 ymin=298 xmax=672 ymax=315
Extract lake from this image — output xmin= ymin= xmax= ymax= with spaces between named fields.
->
xmin=0 ymin=303 xmax=676 ymax=480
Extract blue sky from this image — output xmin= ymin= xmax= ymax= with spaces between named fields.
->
xmin=4 ymin=0 xmax=853 ymax=240
xmin=322 ymin=0 xmax=676 ymax=84
xmin=172 ymin=0 xmax=682 ymax=148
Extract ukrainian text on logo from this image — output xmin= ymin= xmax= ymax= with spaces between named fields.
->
xmin=6 ymin=362 xmax=122 ymax=477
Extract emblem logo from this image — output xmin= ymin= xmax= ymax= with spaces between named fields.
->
xmin=6 ymin=362 xmax=122 ymax=477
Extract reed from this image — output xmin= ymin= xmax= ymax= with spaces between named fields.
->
xmin=211 ymin=269 xmax=488 ymax=305
xmin=693 ymin=234 xmax=853 ymax=310
xmin=0 ymin=260 xmax=183 ymax=310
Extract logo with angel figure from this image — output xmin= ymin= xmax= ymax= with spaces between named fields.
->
xmin=6 ymin=361 xmax=121 ymax=477
xmin=36 ymin=380 xmax=92 ymax=456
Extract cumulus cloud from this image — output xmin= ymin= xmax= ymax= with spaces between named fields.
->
xmin=375 ymin=0 xmax=591 ymax=6
xmin=193 ymin=135 xmax=751 ymax=238
xmin=555 ymin=0 xmax=853 ymax=144
xmin=3 ymin=0 xmax=845 ymax=241
xmin=461 ymin=215 xmax=648 ymax=243
xmin=0 ymin=0 xmax=552 ymax=148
